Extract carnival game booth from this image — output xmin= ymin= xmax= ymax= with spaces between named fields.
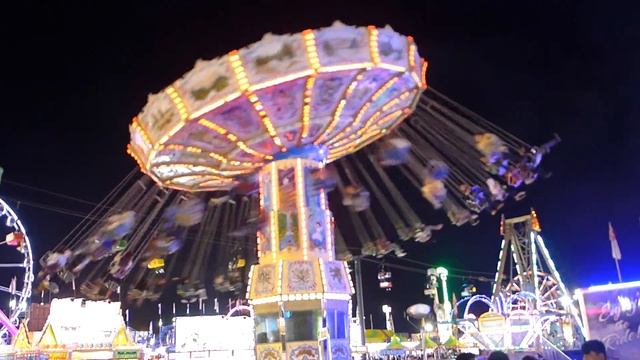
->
xmin=1 ymin=305 xmax=50 ymax=360
xmin=170 ymin=315 xmax=255 ymax=359
xmin=6 ymin=298 xmax=141 ymax=360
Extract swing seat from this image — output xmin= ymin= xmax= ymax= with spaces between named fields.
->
xmin=6 ymin=231 xmax=24 ymax=247
xmin=173 ymin=198 xmax=205 ymax=227
xmin=147 ymin=258 xmax=165 ymax=269
xmin=110 ymin=255 xmax=134 ymax=279
xmin=379 ymin=138 xmax=411 ymax=166
xmin=103 ymin=211 xmax=137 ymax=239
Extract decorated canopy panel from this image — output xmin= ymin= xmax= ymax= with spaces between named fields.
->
xmin=247 ymin=259 xmax=353 ymax=304
xmin=129 ymin=22 xmax=426 ymax=191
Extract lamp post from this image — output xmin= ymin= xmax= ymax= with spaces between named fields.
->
xmin=354 ymin=256 xmax=367 ymax=353
xmin=407 ymin=303 xmax=432 ymax=360
xmin=382 ymin=305 xmax=394 ymax=332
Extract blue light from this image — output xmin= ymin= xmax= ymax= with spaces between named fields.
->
xmin=273 ymin=145 xmax=327 ymax=163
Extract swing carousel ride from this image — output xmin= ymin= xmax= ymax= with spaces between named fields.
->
xmin=32 ymin=22 xmax=559 ymax=358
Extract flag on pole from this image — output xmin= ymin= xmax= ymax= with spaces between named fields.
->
xmin=609 ymin=222 xmax=622 ymax=260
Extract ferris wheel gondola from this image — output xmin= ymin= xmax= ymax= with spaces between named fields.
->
xmin=378 ymin=265 xmax=392 ymax=291
xmin=0 ymin=197 xmax=34 ymax=342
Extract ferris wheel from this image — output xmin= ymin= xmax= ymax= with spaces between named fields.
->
xmin=504 ymin=271 xmax=561 ymax=312
xmin=0 ymin=197 xmax=34 ymax=341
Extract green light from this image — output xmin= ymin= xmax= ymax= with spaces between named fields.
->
xmin=436 ymin=267 xmax=448 ymax=276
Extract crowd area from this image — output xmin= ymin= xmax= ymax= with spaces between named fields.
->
xmin=362 ymin=339 xmax=608 ymax=360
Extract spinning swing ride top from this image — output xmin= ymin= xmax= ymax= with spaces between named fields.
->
xmin=128 ymin=22 xmax=426 ymax=191
xmin=37 ymin=21 xmax=559 ymax=359
xmin=129 ymin=21 xmax=424 ymax=359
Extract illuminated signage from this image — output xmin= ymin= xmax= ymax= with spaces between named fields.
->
xmin=175 ymin=315 xmax=255 ymax=353
xmin=46 ymin=298 xmax=125 ymax=347
xmin=577 ymin=280 xmax=640 ymax=360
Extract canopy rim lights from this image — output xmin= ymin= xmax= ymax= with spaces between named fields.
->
xmin=128 ymin=21 xmax=426 ymax=192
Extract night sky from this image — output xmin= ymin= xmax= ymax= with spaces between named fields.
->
xmin=1 ymin=1 xmax=639 ymax=332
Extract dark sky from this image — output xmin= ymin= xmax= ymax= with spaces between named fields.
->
xmin=1 ymin=1 xmax=639 ymax=331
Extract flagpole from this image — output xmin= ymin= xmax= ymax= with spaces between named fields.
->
xmin=615 ymin=259 xmax=622 ymax=283
xmin=609 ymin=222 xmax=623 ymax=283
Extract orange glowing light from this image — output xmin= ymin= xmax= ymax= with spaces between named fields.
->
xmin=368 ymin=26 xmax=381 ymax=65
xmin=408 ymin=43 xmax=417 ymax=68
xmin=301 ymin=76 xmax=316 ymax=139
xmin=314 ymin=70 xmax=363 ymax=144
xmin=295 ymin=159 xmax=309 ymax=260
xmin=229 ymin=51 xmax=284 ymax=148
xmin=302 ymin=29 xmax=321 ymax=70
xmin=198 ymin=119 xmax=228 ymax=135
xmin=165 ymin=87 xmax=189 ymax=121
xmin=421 ymin=59 xmax=428 ymax=89
xmin=196 ymin=119 xmax=271 ymax=160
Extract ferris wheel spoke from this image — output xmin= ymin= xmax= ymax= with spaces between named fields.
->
xmin=0 ymin=197 xmax=32 ymax=329
xmin=0 ymin=285 xmax=24 ymax=297
xmin=0 ymin=263 xmax=26 ymax=268
xmin=539 ymin=299 xmax=556 ymax=307
xmin=0 ymin=308 xmax=18 ymax=337
xmin=540 ymin=284 xmax=558 ymax=299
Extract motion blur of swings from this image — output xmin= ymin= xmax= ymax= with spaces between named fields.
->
xmin=34 ymin=88 xmax=558 ymax=306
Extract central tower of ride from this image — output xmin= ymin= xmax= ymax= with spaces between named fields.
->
xmin=247 ymin=146 xmax=354 ymax=359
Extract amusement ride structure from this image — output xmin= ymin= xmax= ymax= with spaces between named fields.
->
xmin=21 ymin=22 xmax=562 ymax=359
xmin=454 ymin=210 xmax=584 ymax=355
xmin=0 ymin=196 xmax=34 ymax=342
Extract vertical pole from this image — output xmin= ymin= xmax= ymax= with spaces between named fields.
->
xmin=439 ymin=273 xmax=451 ymax=321
xmin=279 ymin=303 xmax=286 ymax=358
xmin=615 ymin=259 xmax=622 ymax=283
xmin=354 ymin=257 xmax=366 ymax=348
xmin=421 ymin=319 xmax=426 ymax=360
xmin=509 ymin=241 xmax=513 ymax=283
xmin=531 ymin=231 xmax=540 ymax=309
xmin=158 ymin=302 xmax=163 ymax=339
